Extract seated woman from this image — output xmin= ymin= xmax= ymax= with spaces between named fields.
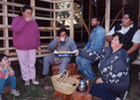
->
xmin=74 ymin=32 xmax=130 ymax=100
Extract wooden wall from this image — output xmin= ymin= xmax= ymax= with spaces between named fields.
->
xmin=0 ymin=0 xmax=74 ymax=61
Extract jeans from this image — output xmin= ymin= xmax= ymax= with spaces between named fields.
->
xmin=76 ymin=56 xmax=96 ymax=80
xmin=0 ymin=76 xmax=16 ymax=94
xmin=43 ymin=55 xmax=71 ymax=75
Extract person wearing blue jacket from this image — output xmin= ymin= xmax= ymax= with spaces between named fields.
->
xmin=76 ymin=15 xmax=105 ymax=80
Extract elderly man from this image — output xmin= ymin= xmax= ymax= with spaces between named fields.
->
xmin=41 ymin=28 xmax=77 ymax=78
xmin=106 ymin=10 xmax=140 ymax=63
xmin=76 ymin=15 xmax=105 ymax=80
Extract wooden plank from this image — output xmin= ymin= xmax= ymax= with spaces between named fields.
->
xmin=55 ymin=17 xmax=71 ymax=21
xmin=70 ymin=0 xmax=74 ymax=39
xmin=101 ymin=14 xmax=105 ymax=26
xmin=138 ymin=0 xmax=140 ymax=27
xmin=54 ymin=0 xmax=72 ymax=3
xmin=105 ymin=0 xmax=110 ymax=47
xmin=8 ymin=53 xmax=53 ymax=61
xmin=53 ymin=0 xmax=56 ymax=37
xmin=110 ymin=7 xmax=123 ymax=29
xmin=35 ymin=16 xmax=54 ymax=21
xmin=0 ymin=1 xmax=54 ymax=12
xmin=39 ymin=0 xmax=54 ymax=3
xmin=2 ymin=0 xmax=9 ymax=54
xmin=73 ymin=2 xmax=90 ymax=38
xmin=55 ymin=8 xmax=72 ymax=12
xmin=89 ymin=0 xmax=91 ymax=32
xmin=30 ymin=0 xmax=35 ymax=21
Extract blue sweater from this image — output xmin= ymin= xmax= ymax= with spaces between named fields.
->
xmin=79 ymin=47 xmax=130 ymax=90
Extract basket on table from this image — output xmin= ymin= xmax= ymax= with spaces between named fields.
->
xmin=51 ymin=70 xmax=79 ymax=95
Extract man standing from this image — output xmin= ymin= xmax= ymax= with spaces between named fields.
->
xmin=106 ymin=10 xmax=140 ymax=63
xmin=76 ymin=15 xmax=105 ymax=80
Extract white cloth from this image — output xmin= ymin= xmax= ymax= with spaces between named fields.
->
xmin=106 ymin=24 xmax=140 ymax=43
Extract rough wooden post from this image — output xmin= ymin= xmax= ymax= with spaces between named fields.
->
xmin=105 ymin=0 xmax=110 ymax=47
xmin=2 ymin=0 xmax=9 ymax=53
xmin=53 ymin=0 xmax=56 ymax=37
xmin=30 ymin=0 xmax=36 ymax=21
xmin=70 ymin=0 xmax=74 ymax=39
xmin=89 ymin=0 xmax=91 ymax=32
xmin=138 ymin=0 xmax=140 ymax=27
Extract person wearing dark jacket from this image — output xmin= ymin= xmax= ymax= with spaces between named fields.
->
xmin=74 ymin=32 xmax=130 ymax=100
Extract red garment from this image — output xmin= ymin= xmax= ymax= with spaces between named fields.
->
xmin=0 ymin=66 xmax=15 ymax=79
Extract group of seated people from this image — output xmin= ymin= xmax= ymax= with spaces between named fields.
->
xmin=0 ymin=8 xmax=140 ymax=100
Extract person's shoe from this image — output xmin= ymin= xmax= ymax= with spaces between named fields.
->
xmin=32 ymin=81 xmax=39 ymax=85
xmin=24 ymin=82 xmax=30 ymax=86
xmin=0 ymin=94 xmax=2 ymax=100
xmin=10 ymin=90 xmax=20 ymax=96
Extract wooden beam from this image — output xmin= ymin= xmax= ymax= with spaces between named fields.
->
xmin=70 ymin=0 xmax=74 ymax=39
xmin=55 ymin=8 xmax=72 ymax=12
xmin=138 ymin=0 xmax=140 ymax=27
xmin=89 ymin=0 xmax=91 ymax=32
xmin=105 ymin=0 xmax=110 ymax=47
xmin=110 ymin=7 xmax=123 ymax=29
xmin=0 ymin=1 xmax=54 ymax=12
xmin=30 ymin=0 xmax=35 ymax=21
xmin=55 ymin=0 xmax=72 ymax=3
xmin=101 ymin=14 xmax=105 ymax=26
xmin=2 ymin=0 xmax=9 ymax=53
xmin=73 ymin=2 xmax=90 ymax=38
xmin=39 ymin=0 xmax=54 ymax=3
xmin=53 ymin=0 xmax=56 ymax=37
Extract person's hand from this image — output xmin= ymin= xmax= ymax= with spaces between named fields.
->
xmin=57 ymin=38 xmax=61 ymax=43
xmin=73 ymin=50 xmax=79 ymax=56
xmin=83 ymin=49 xmax=85 ymax=51
xmin=25 ymin=17 xmax=33 ymax=22
xmin=37 ymin=47 xmax=41 ymax=54
xmin=96 ymin=77 xmax=103 ymax=84
xmin=8 ymin=62 xmax=11 ymax=69
xmin=3 ymin=63 xmax=9 ymax=70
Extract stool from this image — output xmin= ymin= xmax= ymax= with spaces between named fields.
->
xmin=4 ymin=85 xmax=11 ymax=94
xmin=70 ymin=89 xmax=92 ymax=100
xmin=52 ymin=63 xmax=78 ymax=75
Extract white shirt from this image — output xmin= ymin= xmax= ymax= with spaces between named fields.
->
xmin=106 ymin=24 xmax=140 ymax=43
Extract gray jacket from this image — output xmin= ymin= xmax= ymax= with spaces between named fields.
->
xmin=48 ymin=37 xmax=77 ymax=51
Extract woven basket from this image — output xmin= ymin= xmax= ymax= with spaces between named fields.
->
xmin=51 ymin=70 xmax=79 ymax=95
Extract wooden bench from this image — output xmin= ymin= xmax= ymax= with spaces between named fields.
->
xmin=4 ymin=85 xmax=11 ymax=94
xmin=52 ymin=63 xmax=78 ymax=75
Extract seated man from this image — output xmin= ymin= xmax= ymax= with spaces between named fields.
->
xmin=42 ymin=28 xmax=77 ymax=77
xmin=76 ymin=15 xmax=105 ymax=80
xmin=106 ymin=10 xmax=140 ymax=63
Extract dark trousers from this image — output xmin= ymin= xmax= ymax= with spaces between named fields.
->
xmin=89 ymin=83 xmax=127 ymax=100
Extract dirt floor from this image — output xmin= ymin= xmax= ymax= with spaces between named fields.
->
xmin=1 ymin=59 xmax=140 ymax=100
